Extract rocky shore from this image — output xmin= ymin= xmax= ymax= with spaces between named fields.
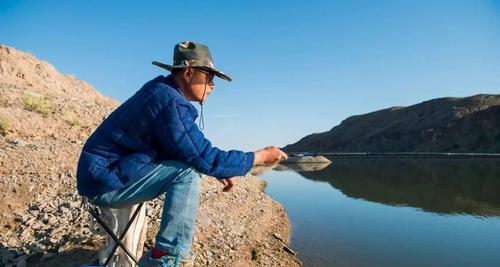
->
xmin=0 ymin=158 xmax=300 ymax=267
xmin=0 ymin=45 xmax=301 ymax=266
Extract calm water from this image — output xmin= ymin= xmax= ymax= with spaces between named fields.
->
xmin=257 ymin=158 xmax=500 ymax=267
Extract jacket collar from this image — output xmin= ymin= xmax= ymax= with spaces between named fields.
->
xmin=161 ymin=75 xmax=198 ymax=116
xmin=163 ymin=74 xmax=181 ymax=92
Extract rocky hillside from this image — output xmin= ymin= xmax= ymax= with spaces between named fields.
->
xmin=284 ymin=94 xmax=500 ymax=153
xmin=0 ymin=44 xmax=118 ymax=226
xmin=0 ymin=45 xmax=300 ymax=267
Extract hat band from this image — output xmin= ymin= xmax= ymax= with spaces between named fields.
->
xmin=173 ymin=59 xmax=215 ymax=68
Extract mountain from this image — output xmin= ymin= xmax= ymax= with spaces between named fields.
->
xmin=284 ymin=94 xmax=500 ymax=153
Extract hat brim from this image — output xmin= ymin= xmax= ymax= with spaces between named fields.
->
xmin=152 ymin=61 xmax=232 ymax=82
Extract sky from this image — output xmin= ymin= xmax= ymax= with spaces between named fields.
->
xmin=1 ymin=0 xmax=500 ymax=151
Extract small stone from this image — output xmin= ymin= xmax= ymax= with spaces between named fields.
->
xmin=31 ymin=222 xmax=42 ymax=230
xmin=68 ymin=200 xmax=79 ymax=208
xmin=19 ymin=229 xmax=31 ymax=240
xmin=10 ymin=139 xmax=28 ymax=147
xmin=272 ymin=233 xmax=284 ymax=242
xmin=283 ymin=245 xmax=296 ymax=256
xmin=24 ymin=217 xmax=35 ymax=226
xmin=48 ymin=217 xmax=57 ymax=225
xmin=59 ymin=206 xmax=69 ymax=213
xmin=58 ymin=217 xmax=68 ymax=225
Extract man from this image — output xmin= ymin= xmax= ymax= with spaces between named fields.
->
xmin=76 ymin=41 xmax=287 ymax=267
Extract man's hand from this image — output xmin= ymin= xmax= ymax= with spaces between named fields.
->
xmin=216 ymin=146 xmax=287 ymax=191
xmin=253 ymin=146 xmax=288 ymax=165
xmin=218 ymin=177 xmax=237 ymax=191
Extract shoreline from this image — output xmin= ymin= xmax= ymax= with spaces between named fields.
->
xmin=291 ymin=152 xmax=500 ymax=158
xmin=188 ymin=173 xmax=302 ymax=266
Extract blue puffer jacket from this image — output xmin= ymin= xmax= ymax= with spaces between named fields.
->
xmin=76 ymin=75 xmax=254 ymax=197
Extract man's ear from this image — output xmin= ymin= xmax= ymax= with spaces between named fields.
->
xmin=183 ymin=67 xmax=193 ymax=82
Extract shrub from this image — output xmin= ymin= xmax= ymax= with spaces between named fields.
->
xmin=94 ymin=97 xmax=110 ymax=108
xmin=0 ymin=117 xmax=9 ymax=136
xmin=258 ymin=180 xmax=268 ymax=192
xmin=22 ymin=95 xmax=51 ymax=117
xmin=64 ymin=112 xmax=80 ymax=126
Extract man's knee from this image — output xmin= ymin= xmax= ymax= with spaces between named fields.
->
xmin=161 ymin=160 xmax=201 ymax=186
xmin=180 ymin=167 xmax=201 ymax=182
xmin=162 ymin=160 xmax=200 ymax=182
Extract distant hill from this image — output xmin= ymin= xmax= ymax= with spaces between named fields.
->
xmin=284 ymin=94 xmax=500 ymax=153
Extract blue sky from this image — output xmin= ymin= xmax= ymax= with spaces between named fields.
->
xmin=2 ymin=0 xmax=500 ymax=151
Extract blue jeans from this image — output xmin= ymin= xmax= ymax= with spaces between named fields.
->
xmin=92 ymin=160 xmax=201 ymax=257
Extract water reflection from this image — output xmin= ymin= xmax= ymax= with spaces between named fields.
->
xmin=274 ymin=162 xmax=332 ymax=172
xmin=250 ymin=162 xmax=331 ymax=176
xmin=289 ymin=158 xmax=500 ymax=216
xmin=259 ymin=158 xmax=500 ymax=267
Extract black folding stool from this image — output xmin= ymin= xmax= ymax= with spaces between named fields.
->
xmin=81 ymin=197 xmax=145 ymax=267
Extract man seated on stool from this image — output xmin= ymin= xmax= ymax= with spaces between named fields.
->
xmin=76 ymin=41 xmax=288 ymax=267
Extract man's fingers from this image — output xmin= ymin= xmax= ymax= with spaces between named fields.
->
xmin=272 ymin=148 xmax=288 ymax=162
xmin=218 ymin=179 xmax=228 ymax=186
xmin=223 ymin=178 xmax=236 ymax=191
xmin=254 ymin=146 xmax=288 ymax=165
xmin=280 ymin=150 xmax=288 ymax=160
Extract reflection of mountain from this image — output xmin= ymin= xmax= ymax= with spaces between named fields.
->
xmin=273 ymin=162 xmax=331 ymax=172
xmin=250 ymin=162 xmax=331 ymax=176
xmin=250 ymin=164 xmax=277 ymax=176
xmin=296 ymin=158 xmax=500 ymax=216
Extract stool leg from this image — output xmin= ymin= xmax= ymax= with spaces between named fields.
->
xmin=88 ymin=205 xmax=143 ymax=267
xmin=135 ymin=206 xmax=149 ymax=261
xmin=118 ymin=204 xmax=147 ymax=267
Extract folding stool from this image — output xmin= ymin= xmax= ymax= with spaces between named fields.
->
xmin=81 ymin=197 xmax=148 ymax=267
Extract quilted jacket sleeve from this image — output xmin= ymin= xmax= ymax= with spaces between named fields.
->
xmin=154 ymin=98 xmax=255 ymax=179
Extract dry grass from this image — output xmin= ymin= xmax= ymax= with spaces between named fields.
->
xmin=94 ymin=97 xmax=107 ymax=107
xmin=22 ymin=94 xmax=52 ymax=117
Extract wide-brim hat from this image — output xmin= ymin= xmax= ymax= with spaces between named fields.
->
xmin=152 ymin=41 xmax=232 ymax=82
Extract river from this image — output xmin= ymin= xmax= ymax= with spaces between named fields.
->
xmin=257 ymin=158 xmax=500 ymax=267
